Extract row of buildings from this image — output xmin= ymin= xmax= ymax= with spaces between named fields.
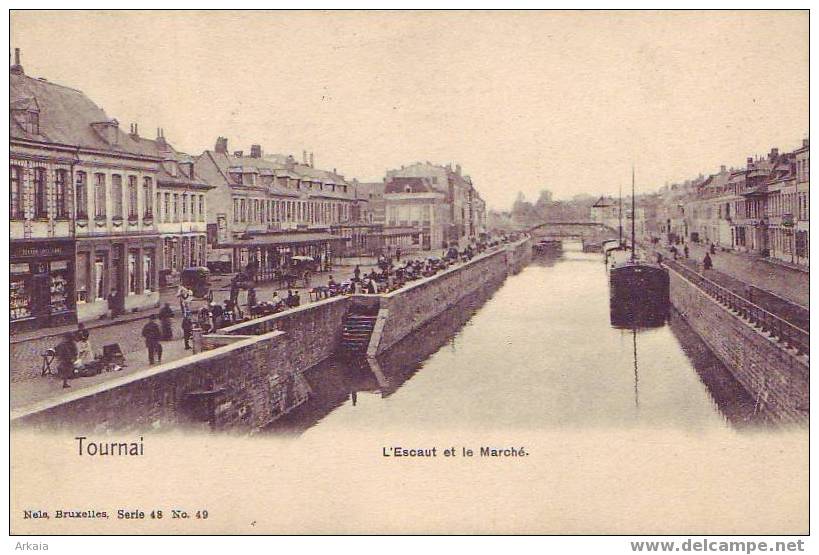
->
xmin=586 ymin=141 xmax=809 ymax=271
xmin=650 ymin=141 xmax=809 ymax=269
xmin=9 ymin=51 xmax=487 ymax=331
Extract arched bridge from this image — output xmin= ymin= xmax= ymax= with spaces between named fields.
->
xmin=528 ymin=221 xmax=620 ymax=251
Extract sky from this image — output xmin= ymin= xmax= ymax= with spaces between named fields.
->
xmin=10 ymin=10 xmax=808 ymax=210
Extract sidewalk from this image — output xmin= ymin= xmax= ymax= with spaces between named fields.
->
xmin=658 ymin=242 xmax=808 ymax=308
xmin=9 ymin=246 xmax=475 ymax=412
xmin=11 ymin=335 xmax=190 ymax=411
xmin=9 ymin=251 xmax=435 ymax=385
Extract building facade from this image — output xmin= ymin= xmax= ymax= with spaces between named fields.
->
xmin=384 ymin=161 xmax=486 ymax=248
xmin=194 ymin=140 xmax=357 ymax=270
xmin=152 ymin=143 xmax=213 ymax=283
xmin=648 ymin=139 xmax=808 ymax=269
xmin=10 ymin=53 xmax=163 ymax=327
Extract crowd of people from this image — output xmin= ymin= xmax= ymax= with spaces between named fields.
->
xmin=314 ymin=240 xmax=501 ymax=298
xmin=50 ymin=236 xmax=513 ymax=384
xmin=655 ymin=237 xmax=717 ymax=271
xmin=53 ymin=322 xmax=120 ymax=388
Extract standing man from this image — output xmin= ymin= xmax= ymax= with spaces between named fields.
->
xmin=182 ymin=315 xmax=194 ymax=350
xmin=176 ymin=284 xmax=192 ymax=318
xmin=159 ymin=303 xmax=174 ymax=340
xmin=55 ymin=332 xmax=78 ymax=388
xmin=141 ymin=315 xmax=163 ymax=365
xmin=703 ymin=252 xmax=713 ymax=271
xmin=247 ymin=287 xmax=257 ymax=317
xmin=107 ymin=289 xmax=119 ymax=320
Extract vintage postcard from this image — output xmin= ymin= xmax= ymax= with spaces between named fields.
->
xmin=7 ymin=9 xmax=810 ymax=541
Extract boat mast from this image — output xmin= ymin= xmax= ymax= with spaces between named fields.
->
xmin=632 ymin=327 xmax=639 ymax=408
xmin=618 ymin=182 xmax=623 ymax=246
xmin=630 ymin=165 xmax=636 ymax=262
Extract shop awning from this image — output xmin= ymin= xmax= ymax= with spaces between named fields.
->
xmin=218 ymin=232 xmax=347 ymax=249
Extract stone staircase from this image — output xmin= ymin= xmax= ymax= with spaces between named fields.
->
xmin=340 ymin=313 xmax=378 ymax=355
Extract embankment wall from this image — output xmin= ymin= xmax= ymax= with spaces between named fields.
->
xmin=12 ymin=298 xmax=349 ymax=433
xmin=372 ymin=239 xmax=531 ymax=355
xmin=12 ymin=240 xmax=532 ymax=432
xmin=668 ymin=268 xmax=809 ymax=424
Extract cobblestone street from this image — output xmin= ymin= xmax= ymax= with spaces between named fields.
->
xmin=9 ymin=253 xmax=437 ymax=410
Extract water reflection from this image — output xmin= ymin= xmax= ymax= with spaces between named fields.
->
xmin=266 ymin=283 xmax=499 ymax=435
xmin=268 ymin=241 xmax=765 ymax=436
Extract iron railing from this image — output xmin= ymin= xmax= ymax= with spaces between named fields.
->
xmin=665 ymin=259 xmax=809 ymax=358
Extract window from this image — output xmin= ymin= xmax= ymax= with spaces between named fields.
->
xmin=199 ymin=195 xmax=205 ymax=221
xmin=173 ymin=194 xmax=179 ymax=222
xmin=76 ymin=252 xmax=89 ymax=303
xmin=55 ymin=169 xmax=68 ymax=218
xmin=143 ymin=178 xmax=153 ymax=217
xmin=128 ymin=176 xmax=138 ymax=218
xmin=94 ymin=254 xmax=106 ymax=300
xmin=128 ymin=251 xmax=138 ymax=294
xmin=10 ymin=165 xmax=23 ymax=219
xmin=240 ymin=199 xmax=246 ymax=222
xmin=33 ymin=167 xmax=47 ymax=218
xmin=233 ymin=199 xmax=239 ymax=222
xmin=143 ymin=250 xmax=155 ymax=292
xmin=190 ymin=194 xmax=196 ymax=221
xmin=164 ymin=193 xmax=170 ymax=223
xmin=75 ymin=172 xmax=88 ymax=218
xmin=111 ymin=174 xmax=123 ymax=218
xmin=27 ymin=110 xmax=39 ymax=134
xmin=182 ymin=193 xmax=188 ymax=221
xmin=94 ymin=173 xmax=106 ymax=218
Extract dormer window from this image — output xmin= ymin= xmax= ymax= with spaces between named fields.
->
xmin=26 ymin=110 xmax=39 ymax=134
xmin=163 ymin=160 xmax=177 ymax=178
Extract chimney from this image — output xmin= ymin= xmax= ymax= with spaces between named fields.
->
xmin=309 ymin=152 xmax=314 ymax=168
xmin=455 ymin=164 xmax=462 ymax=175
xmin=720 ymin=165 xmax=726 ymax=172
xmin=286 ymin=155 xmax=295 ymax=170
xmin=9 ymin=47 xmax=23 ymax=74
xmin=303 ymin=150 xmax=308 ymax=165
xmin=769 ymin=147 xmax=779 ymax=161
xmin=215 ymin=136 xmax=228 ymax=154
xmin=250 ymin=144 xmax=262 ymax=158
xmin=156 ymin=127 xmax=168 ymax=150
xmin=129 ymin=123 xmax=139 ymax=140
xmin=747 ymin=157 xmax=753 ymax=167
xmin=234 ymin=150 xmax=244 ymax=158
xmin=803 ymin=138 xmax=809 ymax=148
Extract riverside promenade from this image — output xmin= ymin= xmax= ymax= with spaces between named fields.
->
xmin=653 ymin=241 xmax=808 ymax=308
xmin=10 ymin=256 xmax=394 ymax=409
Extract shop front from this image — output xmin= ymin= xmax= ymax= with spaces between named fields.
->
xmin=75 ymin=234 xmax=161 ymax=323
xmin=10 ymin=238 xmax=77 ymax=333
xmin=221 ymin=232 xmax=347 ymax=281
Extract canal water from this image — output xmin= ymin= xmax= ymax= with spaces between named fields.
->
xmin=269 ymin=242 xmax=761 ymax=436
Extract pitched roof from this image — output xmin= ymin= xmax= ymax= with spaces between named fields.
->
xmin=10 ymin=71 xmax=159 ymax=158
xmin=384 ymin=176 xmax=438 ymax=194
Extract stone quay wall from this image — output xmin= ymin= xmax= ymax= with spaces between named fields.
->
xmin=668 ymin=267 xmax=809 ymax=424
xmin=12 ymin=239 xmax=532 ymax=432
xmin=12 ymin=298 xmax=349 ymax=433
xmin=372 ymin=239 xmax=531 ymax=355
